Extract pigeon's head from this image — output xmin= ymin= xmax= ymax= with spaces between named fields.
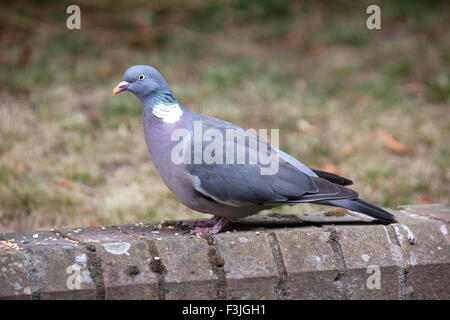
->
xmin=113 ymin=65 xmax=171 ymax=100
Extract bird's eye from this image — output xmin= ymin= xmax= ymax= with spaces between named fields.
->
xmin=138 ymin=74 xmax=146 ymax=81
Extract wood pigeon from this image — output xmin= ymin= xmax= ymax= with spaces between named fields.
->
xmin=113 ymin=65 xmax=396 ymax=234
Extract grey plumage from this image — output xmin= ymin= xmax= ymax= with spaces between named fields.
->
xmin=113 ymin=65 xmax=396 ymax=233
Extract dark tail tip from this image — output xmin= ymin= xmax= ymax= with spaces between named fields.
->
xmin=327 ymin=198 xmax=397 ymax=223
xmin=375 ymin=217 xmax=398 ymax=225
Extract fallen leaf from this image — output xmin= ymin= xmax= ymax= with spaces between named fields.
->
xmin=90 ymin=220 xmax=102 ymax=227
xmin=377 ymin=129 xmax=409 ymax=154
xmin=55 ymin=178 xmax=76 ymax=191
xmin=338 ymin=130 xmax=410 ymax=158
xmin=15 ymin=161 xmax=26 ymax=174
xmin=420 ymin=195 xmax=432 ymax=204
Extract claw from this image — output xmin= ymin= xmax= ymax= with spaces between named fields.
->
xmin=182 ymin=216 xmax=222 ymax=228
xmin=190 ymin=217 xmax=228 ymax=235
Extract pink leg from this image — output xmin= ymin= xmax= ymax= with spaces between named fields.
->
xmin=190 ymin=217 xmax=228 ymax=235
xmin=182 ymin=216 xmax=221 ymax=228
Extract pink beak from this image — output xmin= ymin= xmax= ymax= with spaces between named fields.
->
xmin=113 ymin=81 xmax=130 ymax=95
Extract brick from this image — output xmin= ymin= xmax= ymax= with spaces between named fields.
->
xmin=120 ymin=223 xmax=218 ymax=299
xmin=392 ymin=221 xmax=450 ymax=299
xmin=1 ymin=231 xmax=97 ymax=299
xmin=390 ymin=208 xmax=433 ymax=225
xmin=119 ymin=221 xmax=182 ymax=240
xmin=1 ymin=204 xmax=449 ymax=300
xmin=274 ymin=227 xmax=341 ymax=299
xmin=153 ymin=235 xmax=217 ymax=300
xmin=336 ymin=225 xmax=399 ymax=299
xmin=0 ymin=247 xmax=32 ymax=299
xmin=215 ymin=231 xmax=278 ymax=299
xmin=397 ymin=204 xmax=450 ymax=223
xmin=65 ymin=226 xmax=159 ymax=300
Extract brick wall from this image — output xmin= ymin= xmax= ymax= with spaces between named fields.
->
xmin=1 ymin=204 xmax=449 ymax=299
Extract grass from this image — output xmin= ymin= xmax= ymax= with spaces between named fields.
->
xmin=0 ymin=1 xmax=449 ymax=232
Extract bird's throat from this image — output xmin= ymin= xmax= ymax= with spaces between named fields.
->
xmin=148 ymin=91 xmax=183 ymax=124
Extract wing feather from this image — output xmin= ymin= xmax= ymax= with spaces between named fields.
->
xmin=186 ymin=113 xmax=358 ymax=207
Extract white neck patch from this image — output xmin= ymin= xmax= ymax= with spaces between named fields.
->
xmin=152 ymin=103 xmax=183 ymax=123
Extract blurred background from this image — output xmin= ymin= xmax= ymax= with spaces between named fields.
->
xmin=0 ymin=0 xmax=448 ymax=232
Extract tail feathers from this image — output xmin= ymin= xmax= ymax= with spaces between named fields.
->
xmin=325 ymin=198 xmax=397 ymax=223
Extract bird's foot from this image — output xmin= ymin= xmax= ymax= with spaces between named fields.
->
xmin=190 ymin=217 xmax=228 ymax=235
xmin=182 ymin=215 xmax=222 ymax=228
